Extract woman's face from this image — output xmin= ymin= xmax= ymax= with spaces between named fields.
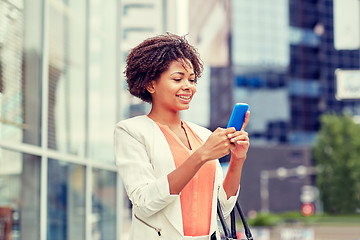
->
xmin=148 ymin=59 xmax=197 ymax=112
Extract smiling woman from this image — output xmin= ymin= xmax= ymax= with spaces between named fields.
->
xmin=146 ymin=59 xmax=197 ymax=114
xmin=124 ymin=34 xmax=202 ymax=104
xmin=114 ymin=33 xmax=251 ymax=240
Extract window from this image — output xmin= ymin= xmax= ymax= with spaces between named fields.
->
xmin=47 ymin=159 xmax=86 ymax=240
xmin=0 ymin=148 xmax=41 ymax=240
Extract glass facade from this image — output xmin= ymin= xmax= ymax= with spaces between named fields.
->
xmin=0 ymin=0 xmax=43 ymax=147
xmin=48 ymin=0 xmax=87 ymax=155
xmin=88 ymin=0 xmax=117 ymax=163
xmin=0 ymin=0 xmax=121 ymax=239
xmin=232 ymin=0 xmax=289 ymax=71
xmin=231 ymin=0 xmax=291 ymax=144
xmin=47 ymin=160 xmax=86 ymax=240
xmin=3 ymin=0 xmax=358 ymax=238
xmin=231 ymin=0 xmax=360 ymax=145
xmin=91 ymin=169 xmax=117 ymax=240
xmin=0 ymin=149 xmax=41 ymax=240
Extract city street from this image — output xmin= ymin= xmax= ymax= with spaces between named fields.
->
xmin=249 ymin=225 xmax=360 ymax=240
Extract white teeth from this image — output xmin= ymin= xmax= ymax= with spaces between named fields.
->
xmin=178 ymin=96 xmax=190 ymax=100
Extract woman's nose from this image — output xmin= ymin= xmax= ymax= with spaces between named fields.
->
xmin=182 ymin=80 xmax=191 ymax=89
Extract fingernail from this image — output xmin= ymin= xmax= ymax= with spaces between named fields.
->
xmin=227 ymin=134 xmax=233 ymax=138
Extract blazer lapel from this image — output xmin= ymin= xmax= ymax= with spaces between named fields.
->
xmin=146 ymin=117 xmax=184 ymax=236
xmin=148 ymin=118 xmax=214 ymax=236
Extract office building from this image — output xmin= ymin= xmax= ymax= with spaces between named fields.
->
xmin=0 ymin=0 xmax=121 ymax=239
xmin=231 ymin=0 xmax=360 ymax=145
xmin=230 ymin=0 xmax=359 ymax=214
xmin=0 ymin=0 xmax=191 ymax=239
xmin=0 ymin=0 xmax=235 ymax=238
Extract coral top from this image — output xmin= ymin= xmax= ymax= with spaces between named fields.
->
xmin=155 ymin=121 xmax=216 ymax=236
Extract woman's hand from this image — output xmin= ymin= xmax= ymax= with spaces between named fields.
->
xmin=228 ymin=111 xmax=250 ymax=160
xmin=223 ymin=111 xmax=250 ymax=198
xmin=169 ymin=125 xmax=238 ymax=195
xmin=196 ymin=127 xmax=236 ymax=162
xmin=228 ymin=130 xmax=249 ymax=160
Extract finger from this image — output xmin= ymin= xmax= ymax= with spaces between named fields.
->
xmin=241 ymin=111 xmax=250 ymax=131
xmin=228 ymin=130 xmax=248 ymax=140
xmin=224 ymin=127 xmax=236 ymax=135
xmin=236 ymin=141 xmax=250 ymax=147
xmin=214 ymin=127 xmax=225 ymax=132
xmin=230 ymin=135 xmax=249 ymax=143
xmin=229 ymin=142 xmax=236 ymax=150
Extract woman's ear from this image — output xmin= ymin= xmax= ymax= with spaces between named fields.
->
xmin=146 ymin=81 xmax=155 ymax=94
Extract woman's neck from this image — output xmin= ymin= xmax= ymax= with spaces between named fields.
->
xmin=147 ymin=108 xmax=181 ymax=129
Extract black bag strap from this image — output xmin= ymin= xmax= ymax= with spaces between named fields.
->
xmin=217 ymin=200 xmax=232 ymax=239
xmin=230 ymin=210 xmax=237 ymax=239
xmin=235 ymin=201 xmax=253 ymax=240
xmin=217 ymin=199 xmax=254 ymax=240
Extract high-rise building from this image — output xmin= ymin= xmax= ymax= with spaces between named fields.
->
xmin=0 ymin=1 xmax=121 ymax=239
xmin=231 ymin=0 xmax=291 ymax=144
xmin=231 ymin=0 xmax=360 ymax=145
xmin=230 ymin=0 xmax=359 ymax=214
xmin=0 ymin=0 xmax=233 ymax=239
xmin=185 ymin=0 xmax=232 ymax=129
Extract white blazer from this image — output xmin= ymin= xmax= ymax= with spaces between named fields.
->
xmin=114 ymin=116 xmax=239 ymax=240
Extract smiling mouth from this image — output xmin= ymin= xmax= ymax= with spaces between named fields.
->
xmin=177 ymin=95 xmax=191 ymax=100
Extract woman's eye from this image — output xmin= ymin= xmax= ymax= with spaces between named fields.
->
xmin=189 ymin=79 xmax=196 ymax=83
xmin=174 ymin=79 xmax=182 ymax=82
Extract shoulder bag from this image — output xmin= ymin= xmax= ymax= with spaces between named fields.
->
xmin=215 ymin=199 xmax=254 ymax=240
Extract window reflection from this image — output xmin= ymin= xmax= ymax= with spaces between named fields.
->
xmin=1 ymin=0 xmax=120 ymax=239
xmin=88 ymin=0 xmax=117 ymax=162
xmin=0 ymin=0 xmax=25 ymax=145
xmin=92 ymin=169 xmax=116 ymax=240
xmin=232 ymin=0 xmax=289 ymax=70
xmin=47 ymin=159 xmax=85 ymax=240
xmin=0 ymin=0 xmax=43 ymax=147
xmin=48 ymin=0 xmax=86 ymax=156
xmin=0 ymin=148 xmax=40 ymax=240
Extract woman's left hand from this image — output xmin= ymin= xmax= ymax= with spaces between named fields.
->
xmin=227 ymin=111 xmax=250 ymax=160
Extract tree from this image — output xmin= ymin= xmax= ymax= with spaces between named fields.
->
xmin=312 ymin=114 xmax=360 ymax=214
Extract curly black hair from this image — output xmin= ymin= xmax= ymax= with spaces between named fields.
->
xmin=124 ymin=33 xmax=203 ymax=103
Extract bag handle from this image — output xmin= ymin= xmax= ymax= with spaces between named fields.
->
xmin=235 ymin=201 xmax=253 ymax=240
xmin=217 ymin=200 xmax=232 ymax=239
xmin=217 ymin=199 xmax=254 ymax=240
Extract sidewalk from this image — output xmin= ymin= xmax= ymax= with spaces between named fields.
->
xmin=249 ymin=225 xmax=360 ymax=240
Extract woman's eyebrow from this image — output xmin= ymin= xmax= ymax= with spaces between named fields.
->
xmin=170 ymin=72 xmax=185 ymax=76
xmin=170 ymin=72 xmax=195 ymax=76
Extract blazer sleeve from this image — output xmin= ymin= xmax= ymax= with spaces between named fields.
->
xmin=216 ymin=160 xmax=240 ymax=218
xmin=114 ymin=123 xmax=178 ymax=218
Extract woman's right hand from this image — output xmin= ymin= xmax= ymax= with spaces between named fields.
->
xmin=167 ymin=127 xmax=237 ymax=195
xmin=197 ymin=127 xmax=237 ymax=162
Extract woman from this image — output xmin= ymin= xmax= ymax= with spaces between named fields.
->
xmin=114 ymin=33 xmax=250 ymax=240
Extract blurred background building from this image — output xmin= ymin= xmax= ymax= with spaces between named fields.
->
xmin=232 ymin=0 xmax=359 ymax=217
xmin=0 ymin=0 xmax=359 ymax=239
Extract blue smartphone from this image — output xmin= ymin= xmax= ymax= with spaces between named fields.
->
xmin=227 ymin=103 xmax=249 ymax=131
